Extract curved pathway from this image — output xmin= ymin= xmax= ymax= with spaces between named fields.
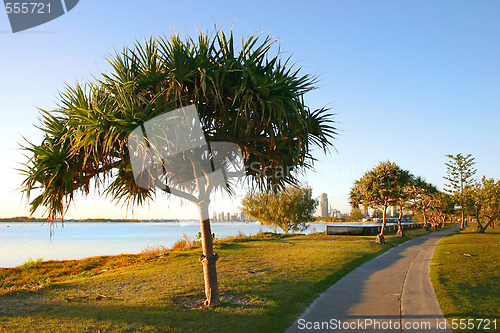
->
xmin=285 ymin=227 xmax=458 ymax=332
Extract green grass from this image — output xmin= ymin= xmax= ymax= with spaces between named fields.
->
xmin=1 ymin=227 xmax=437 ymax=332
xmin=431 ymin=222 xmax=500 ymax=333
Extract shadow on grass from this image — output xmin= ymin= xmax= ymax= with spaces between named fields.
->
xmin=215 ymin=242 xmax=251 ymax=251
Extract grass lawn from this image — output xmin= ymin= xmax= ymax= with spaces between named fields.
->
xmin=431 ymin=222 xmax=500 ymax=333
xmin=1 ymin=226 xmax=435 ymax=332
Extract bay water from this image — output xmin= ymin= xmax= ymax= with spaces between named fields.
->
xmin=0 ymin=221 xmax=325 ymax=268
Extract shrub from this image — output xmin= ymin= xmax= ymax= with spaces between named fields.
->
xmin=20 ymin=257 xmax=43 ymax=270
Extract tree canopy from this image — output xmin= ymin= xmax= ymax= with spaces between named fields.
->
xmin=408 ymin=176 xmax=439 ymax=230
xmin=21 ymin=30 xmax=335 ymax=220
xmin=346 ymin=209 xmax=365 ymax=221
xmin=468 ymin=177 xmax=500 ymax=233
xmin=241 ymin=185 xmax=318 ymax=233
xmin=391 ymin=167 xmax=413 ymax=236
xmin=349 ymin=161 xmax=410 ymax=243
xmin=427 ymin=191 xmax=455 ymax=229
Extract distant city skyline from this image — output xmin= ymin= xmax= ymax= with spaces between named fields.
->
xmin=1 ymin=1 xmax=499 ymax=219
xmin=212 ymin=211 xmax=253 ymax=222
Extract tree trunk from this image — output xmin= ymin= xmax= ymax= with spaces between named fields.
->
xmin=376 ymin=206 xmax=387 ymax=244
xmin=461 ymin=209 xmax=465 ymax=229
xmin=476 ymin=217 xmax=484 ymax=231
xmin=422 ymin=211 xmax=430 ymax=231
xmin=283 ymin=221 xmax=290 ymax=234
xmin=197 ymin=200 xmax=220 ymax=306
xmin=396 ymin=206 xmax=405 ymax=237
xmin=479 ymin=217 xmax=496 ymax=233
xmin=429 ymin=215 xmax=438 ymax=230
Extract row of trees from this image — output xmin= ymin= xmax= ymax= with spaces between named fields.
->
xmin=349 ymin=155 xmax=500 ymax=244
xmin=241 ymin=154 xmax=499 ymax=240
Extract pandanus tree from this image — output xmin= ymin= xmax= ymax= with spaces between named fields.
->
xmin=392 ymin=169 xmax=414 ymax=237
xmin=20 ymin=28 xmax=336 ymax=305
xmin=469 ymin=177 xmax=500 ymax=233
xmin=427 ymin=191 xmax=455 ymax=229
xmin=409 ymin=177 xmax=438 ymax=231
xmin=349 ymin=161 xmax=406 ymax=244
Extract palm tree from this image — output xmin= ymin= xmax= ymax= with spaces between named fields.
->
xmin=20 ymin=28 xmax=336 ymax=305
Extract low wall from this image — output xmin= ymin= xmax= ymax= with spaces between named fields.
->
xmin=326 ymin=223 xmax=423 ymax=235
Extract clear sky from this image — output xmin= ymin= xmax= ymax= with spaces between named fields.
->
xmin=1 ymin=0 xmax=499 ymax=220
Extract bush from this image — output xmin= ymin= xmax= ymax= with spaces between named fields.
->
xmin=172 ymin=234 xmax=200 ymax=251
xmin=20 ymin=257 xmax=43 ymax=270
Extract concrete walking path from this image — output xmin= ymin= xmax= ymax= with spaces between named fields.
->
xmin=285 ymin=227 xmax=458 ymax=332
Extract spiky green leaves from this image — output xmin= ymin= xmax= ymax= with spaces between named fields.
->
xmin=20 ymin=28 xmax=336 ymax=220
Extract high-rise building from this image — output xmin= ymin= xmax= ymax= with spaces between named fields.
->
xmin=332 ymin=209 xmax=343 ymax=218
xmin=320 ymin=193 xmax=329 ymax=218
xmin=389 ymin=206 xmax=397 ymax=217
xmin=362 ymin=205 xmax=369 ymax=217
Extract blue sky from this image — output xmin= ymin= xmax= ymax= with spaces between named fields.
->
xmin=1 ymin=0 xmax=499 ymax=219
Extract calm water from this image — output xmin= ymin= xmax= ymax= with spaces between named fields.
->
xmin=0 ymin=221 xmax=326 ymax=268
